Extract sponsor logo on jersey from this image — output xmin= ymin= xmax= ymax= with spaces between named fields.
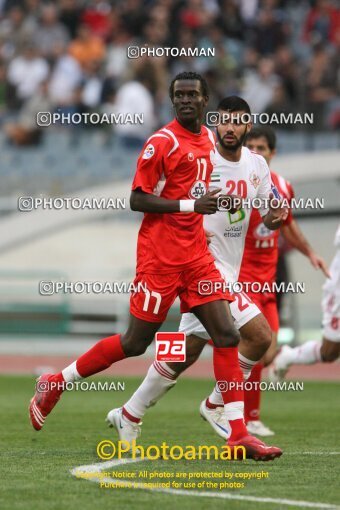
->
xmin=228 ymin=209 xmax=246 ymax=224
xmin=188 ymin=152 xmax=194 ymax=161
xmin=142 ymin=144 xmax=155 ymax=159
xmin=249 ymin=172 xmax=260 ymax=189
xmin=224 ymin=225 xmax=243 ymax=238
xmin=189 ymin=180 xmax=207 ymax=199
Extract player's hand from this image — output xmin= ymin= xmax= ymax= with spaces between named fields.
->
xmin=223 ymin=194 xmax=243 ymax=214
xmin=194 ymin=188 xmax=221 ymax=214
xmin=206 ymin=193 xmax=243 ymax=215
xmin=309 ymin=252 xmax=330 ymax=278
xmin=205 ymin=230 xmax=214 ymax=245
xmin=268 ymin=192 xmax=289 ymax=224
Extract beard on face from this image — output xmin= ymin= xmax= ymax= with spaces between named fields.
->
xmin=216 ymin=125 xmax=248 ymax=151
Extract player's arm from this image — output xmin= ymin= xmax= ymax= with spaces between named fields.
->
xmin=263 ymin=193 xmax=289 ymax=230
xmin=256 ymin=157 xmax=288 ymax=231
xmin=281 ymin=219 xmax=330 ymax=277
xmin=130 ymin=188 xmax=222 ymax=215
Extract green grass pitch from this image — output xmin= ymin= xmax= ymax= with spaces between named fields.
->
xmin=0 ymin=375 xmax=339 ymax=510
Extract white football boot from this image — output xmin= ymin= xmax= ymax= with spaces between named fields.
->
xmin=199 ymin=399 xmax=231 ymax=439
xmin=106 ymin=407 xmax=142 ymax=443
xmin=247 ymin=420 xmax=275 ymax=437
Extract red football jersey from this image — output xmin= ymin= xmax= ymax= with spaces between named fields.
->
xmin=239 ymin=171 xmax=294 ymax=285
xmin=131 ymin=118 xmax=216 ymax=273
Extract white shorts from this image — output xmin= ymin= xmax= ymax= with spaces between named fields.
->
xmin=179 ymin=291 xmax=261 ymax=339
xmin=321 ymin=288 xmax=340 ymax=342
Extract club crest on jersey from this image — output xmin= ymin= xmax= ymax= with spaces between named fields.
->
xmin=189 ymin=180 xmax=207 ymax=199
xmin=188 ymin=152 xmax=194 ymax=161
xmin=249 ymin=172 xmax=260 ymax=189
xmin=254 ymin=223 xmax=274 ymax=240
xmin=142 ymin=144 xmax=155 ymax=159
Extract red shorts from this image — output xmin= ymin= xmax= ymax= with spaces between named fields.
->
xmin=248 ymin=292 xmax=279 ymax=332
xmin=130 ymin=261 xmax=234 ymax=323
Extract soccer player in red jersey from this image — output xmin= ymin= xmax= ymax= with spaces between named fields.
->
xmin=29 ymin=73 xmax=286 ymax=460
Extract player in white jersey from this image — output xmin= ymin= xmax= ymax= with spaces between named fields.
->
xmin=271 ymin=224 xmax=340 ymax=377
xmin=107 ymin=97 xmax=288 ymax=448
xmin=179 ymin=128 xmax=272 ymax=338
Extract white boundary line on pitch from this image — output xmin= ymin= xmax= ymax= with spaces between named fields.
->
xmin=287 ymin=452 xmax=340 ymax=455
xmin=70 ymin=457 xmax=340 ymax=509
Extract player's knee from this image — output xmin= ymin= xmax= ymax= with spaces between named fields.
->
xmin=258 ymin=322 xmax=272 ymax=352
xmin=321 ymin=348 xmax=339 ymax=362
xmin=185 ymin=351 xmax=201 ymax=367
xmin=121 ymin=336 xmax=148 ymax=357
xmin=212 ymin=326 xmax=240 ymax=348
xmin=184 ymin=341 xmax=205 ymax=367
xmin=242 ymin=317 xmax=272 ymax=356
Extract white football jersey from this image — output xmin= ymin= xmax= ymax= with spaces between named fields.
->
xmin=334 ymin=223 xmax=340 ymax=249
xmin=323 ymin=224 xmax=340 ymax=302
xmin=205 ymin=146 xmax=272 ymax=283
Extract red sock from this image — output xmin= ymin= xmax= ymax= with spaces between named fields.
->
xmin=213 ymin=346 xmax=247 ymax=440
xmin=244 ymin=363 xmax=263 ymax=423
xmin=76 ymin=334 xmax=125 ymax=378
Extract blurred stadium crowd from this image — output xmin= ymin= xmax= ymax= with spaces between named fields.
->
xmin=0 ymin=0 xmax=339 ymax=146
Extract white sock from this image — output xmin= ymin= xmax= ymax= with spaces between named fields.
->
xmin=207 ymin=384 xmax=224 ymax=406
xmin=238 ymin=352 xmax=257 ymax=380
xmin=289 ymin=340 xmax=322 ymax=365
xmin=206 ymin=352 xmax=257 ymax=407
xmin=62 ymin=361 xmax=82 ymax=382
xmin=123 ymin=361 xmax=177 ymax=420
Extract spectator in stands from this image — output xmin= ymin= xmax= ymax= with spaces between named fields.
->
xmin=0 ymin=4 xmax=36 ymax=60
xmin=0 ymin=60 xmax=7 ymax=121
xmin=303 ymin=0 xmax=340 ymax=46
xmin=81 ymin=0 xmax=114 ymax=41
xmin=7 ymin=43 xmax=49 ymax=108
xmin=251 ymin=5 xmax=288 ymax=55
xmin=69 ymin=23 xmax=105 ymax=71
xmin=48 ymin=41 xmax=82 ymax=108
xmin=111 ymin=63 xmax=156 ymax=149
xmin=274 ymin=45 xmax=300 ymax=105
xmin=265 ymin=82 xmax=295 ymax=130
xmin=34 ymin=3 xmax=70 ymax=60
xmin=180 ymin=0 xmax=214 ymax=31
xmin=105 ymin=26 xmax=132 ymax=81
xmin=241 ymin=57 xmax=280 ymax=113
xmin=59 ymin=0 xmax=83 ymax=39
xmin=217 ymin=0 xmax=245 ymax=42
xmin=80 ymin=59 xmax=103 ymax=110
xmin=119 ymin=0 xmax=148 ymax=38
xmin=4 ymin=79 xmax=52 ymax=145
xmin=142 ymin=15 xmax=169 ymax=47
xmin=304 ymin=43 xmax=337 ymax=130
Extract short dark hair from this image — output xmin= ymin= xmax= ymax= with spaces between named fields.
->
xmin=169 ymin=72 xmax=209 ymax=100
xmin=217 ymin=95 xmax=251 ymax=115
xmin=246 ymin=126 xmax=276 ymax=151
